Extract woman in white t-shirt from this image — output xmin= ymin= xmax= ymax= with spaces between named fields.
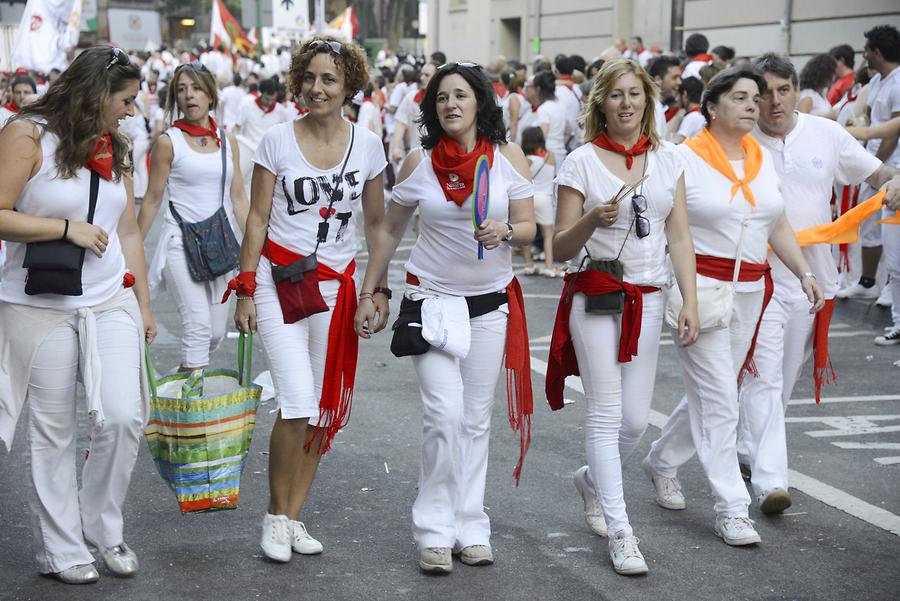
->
xmin=519 ymin=126 xmax=559 ymax=276
xmin=137 ymin=62 xmax=250 ymax=371
xmin=798 ymin=54 xmax=838 ymax=120
xmin=0 ymin=47 xmax=155 ymax=584
xmin=498 ymin=69 xmax=526 ymax=143
xmin=231 ymin=36 xmax=388 ymax=564
xmin=644 ymin=67 xmax=823 ymax=548
xmin=354 ymin=62 xmax=536 ymax=574
xmin=526 ymin=71 xmax=571 ymax=165
xmin=547 ymin=58 xmax=699 ymax=576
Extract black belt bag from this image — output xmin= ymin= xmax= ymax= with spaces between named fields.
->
xmin=583 ymin=258 xmax=624 ymax=315
xmin=23 ymin=171 xmax=99 ymax=296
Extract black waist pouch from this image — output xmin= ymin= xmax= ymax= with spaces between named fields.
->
xmin=390 ymin=297 xmax=430 ymax=357
xmin=584 ymin=259 xmax=624 ymax=315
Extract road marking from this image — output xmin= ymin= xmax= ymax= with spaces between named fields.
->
xmin=789 ymin=394 xmax=900 ymax=405
xmin=529 ymin=355 xmax=900 ymax=539
xmin=831 ymin=442 xmax=900 ymax=450
xmin=785 ymin=415 xmax=900 ymax=437
xmin=874 ymin=457 xmax=900 ymax=465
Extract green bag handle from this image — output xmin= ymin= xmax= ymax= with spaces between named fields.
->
xmin=144 ymin=332 xmax=254 ymax=394
xmin=145 ymin=344 xmax=158 ymax=398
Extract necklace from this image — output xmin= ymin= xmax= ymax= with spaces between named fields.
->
xmin=199 ymin=136 xmax=208 ymax=147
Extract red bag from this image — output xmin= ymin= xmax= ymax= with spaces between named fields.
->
xmin=270 ymin=252 xmax=328 ymax=324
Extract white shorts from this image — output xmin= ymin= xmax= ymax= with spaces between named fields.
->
xmin=533 ymin=192 xmax=555 ymax=226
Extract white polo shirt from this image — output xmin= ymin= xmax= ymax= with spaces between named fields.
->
xmin=752 ymin=113 xmax=881 ymax=300
xmin=866 ymin=66 xmax=900 ymax=166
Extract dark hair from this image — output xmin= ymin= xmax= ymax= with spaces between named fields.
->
xmin=648 ymin=55 xmax=681 ymax=80
xmin=685 ymin=33 xmax=710 ymax=57
xmin=864 ymin=25 xmax=900 ymax=63
xmin=531 ymin=71 xmax=557 ymax=103
xmin=829 ymin=44 xmax=855 ymax=70
xmin=11 ymin=75 xmax=36 ymax=94
xmin=533 ymin=60 xmax=552 ymax=74
xmin=752 ymin=52 xmax=799 ymax=87
xmin=569 ymin=54 xmax=587 ymax=75
xmin=430 ymin=51 xmax=447 ymax=66
xmin=14 ymin=45 xmax=140 ymax=181
xmin=680 ymin=76 xmax=704 ymax=104
xmin=700 ymin=66 xmax=767 ymax=122
xmin=400 ymin=65 xmax=417 ymax=84
xmin=587 ymin=58 xmax=605 ymax=79
xmin=711 ymin=46 xmax=735 ymax=62
xmin=418 ymin=63 xmax=506 ymax=150
xmin=632 ymin=36 xmax=644 ymax=45
xmin=259 ymin=78 xmax=277 ymax=96
xmin=232 ymin=73 xmax=242 ymax=86
xmin=500 ymin=68 xmax=518 ymax=92
xmin=799 ymin=54 xmax=837 ymax=91
xmin=520 ymin=126 xmax=546 ymax=155
xmin=555 ymin=56 xmax=575 ymax=76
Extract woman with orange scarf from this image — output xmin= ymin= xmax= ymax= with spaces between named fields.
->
xmin=354 ymin=62 xmax=535 ymax=574
xmin=642 ymin=67 xmax=824 ymax=547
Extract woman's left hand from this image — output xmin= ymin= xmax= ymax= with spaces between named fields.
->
xmin=677 ymin=301 xmax=700 ymax=347
xmin=142 ymin=307 xmax=157 ymax=344
xmin=802 ymin=275 xmax=826 ymax=313
xmin=474 ymin=219 xmax=508 ymax=250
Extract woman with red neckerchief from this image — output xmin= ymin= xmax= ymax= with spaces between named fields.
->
xmin=354 ymin=61 xmax=536 ymax=574
xmin=231 ymin=36 xmax=388 ymax=564
xmin=643 ymin=67 xmax=824 ymax=548
xmin=137 ymin=61 xmax=250 ymax=372
xmin=546 ymin=58 xmax=699 ymax=576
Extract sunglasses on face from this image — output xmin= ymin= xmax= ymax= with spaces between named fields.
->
xmin=632 ymin=193 xmax=650 ymax=239
xmin=307 ymin=40 xmax=343 ymax=55
xmin=106 ymin=47 xmax=130 ymax=70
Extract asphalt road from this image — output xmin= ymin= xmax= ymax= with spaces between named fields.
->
xmin=0 ymin=226 xmax=898 ymax=601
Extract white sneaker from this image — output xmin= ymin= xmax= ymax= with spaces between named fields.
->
xmin=876 ymin=285 xmax=893 ymax=307
xmin=641 ymin=456 xmax=686 ymax=510
xmin=289 ymin=520 xmax=323 ymax=555
xmin=419 ymin=547 xmax=452 ymax=574
xmin=458 ymin=545 xmax=494 ymax=566
xmin=573 ymin=466 xmax=607 ymax=536
xmin=758 ymin=488 xmax=792 ymax=514
xmin=260 ymin=513 xmax=291 ymax=562
xmin=608 ymin=527 xmax=648 ymax=576
xmin=875 ymin=327 xmax=900 ymax=346
xmin=714 ymin=515 xmax=761 ymax=546
xmin=836 ymin=282 xmax=879 ymax=299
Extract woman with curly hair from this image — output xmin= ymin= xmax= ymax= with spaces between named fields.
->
xmin=0 ymin=46 xmax=155 ymax=583
xmin=230 ymin=36 xmax=388 ymax=563
xmin=798 ymin=54 xmax=838 ymax=119
xmin=354 ymin=61 xmax=536 ymax=574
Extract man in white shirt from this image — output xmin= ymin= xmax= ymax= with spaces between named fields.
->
xmin=385 ymin=66 xmax=415 ymax=139
xmin=219 ymin=73 xmax=247 ymax=131
xmin=737 ymin=53 xmax=900 ymax=515
xmin=554 ymin=55 xmax=582 ymax=150
xmin=671 ymin=76 xmax=705 ymax=143
xmin=624 ymin=36 xmax=653 ymax=67
xmin=647 ymin=55 xmax=682 ymax=140
xmin=235 ymin=78 xmax=289 ymax=151
xmin=682 ymin=33 xmax=714 ymax=80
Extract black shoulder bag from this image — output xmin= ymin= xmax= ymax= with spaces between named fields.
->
xmin=169 ymin=128 xmax=241 ymax=281
xmin=23 ymin=171 xmax=99 ymax=296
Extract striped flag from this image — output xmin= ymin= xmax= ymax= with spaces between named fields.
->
xmin=210 ymin=0 xmax=254 ymax=55
xmin=326 ymin=5 xmax=359 ymax=41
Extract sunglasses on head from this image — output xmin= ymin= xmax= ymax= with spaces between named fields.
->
xmin=106 ymin=47 xmax=130 ymax=70
xmin=438 ymin=61 xmax=481 ymax=71
xmin=631 ymin=193 xmax=650 ymax=239
xmin=306 ymin=40 xmax=343 ymax=55
xmin=179 ymin=61 xmax=209 ymax=73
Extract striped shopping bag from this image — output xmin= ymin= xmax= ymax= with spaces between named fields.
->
xmin=144 ymin=333 xmax=263 ymax=513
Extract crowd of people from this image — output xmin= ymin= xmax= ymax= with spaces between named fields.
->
xmin=0 ymin=22 xmax=899 ymax=584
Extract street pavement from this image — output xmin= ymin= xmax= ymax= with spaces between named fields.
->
xmin=1 ymin=225 xmax=899 ymax=601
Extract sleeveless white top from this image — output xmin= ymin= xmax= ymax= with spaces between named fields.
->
xmin=165 ymin=127 xmax=237 ymax=227
xmin=0 ymin=125 xmax=127 ymax=309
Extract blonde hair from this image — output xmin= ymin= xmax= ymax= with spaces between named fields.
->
xmin=164 ymin=64 xmax=219 ymax=124
xmin=581 ymin=58 xmax=660 ymax=147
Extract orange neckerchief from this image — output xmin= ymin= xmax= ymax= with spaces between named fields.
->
xmin=796 ymin=190 xmax=886 ymax=245
xmin=684 ymin=127 xmax=763 ymax=206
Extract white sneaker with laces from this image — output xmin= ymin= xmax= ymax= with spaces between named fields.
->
xmin=573 ymin=466 xmax=607 ymax=536
xmin=419 ymin=547 xmax=452 ymax=574
xmin=836 ymin=282 xmax=879 ymax=300
xmin=714 ymin=515 xmax=761 ymax=546
xmin=641 ymin=456 xmax=686 ymax=510
xmin=260 ymin=513 xmax=292 ymax=562
xmin=875 ymin=327 xmax=900 ymax=346
xmin=608 ymin=527 xmax=648 ymax=576
xmin=290 ymin=520 xmax=323 ymax=554
xmin=875 ymin=285 xmax=892 ymax=307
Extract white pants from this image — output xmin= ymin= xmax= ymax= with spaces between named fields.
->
xmin=736 ymin=292 xmax=814 ymax=496
xmin=647 ymin=290 xmax=764 ymax=517
xmin=859 ymin=184 xmax=882 ymax=247
xmin=132 ymin=136 xmax=150 ymax=199
xmin=162 ymin=234 xmax=232 ymax=367
xmin=27 ymin=309 xmax=143 ymax=573
xmin=411 ymin=309 xmax=508 ymax=551
xmin=882 ymin=206 xmax=900 ymax=327
xmin=570 ymin=291 xmax=664 ymax=535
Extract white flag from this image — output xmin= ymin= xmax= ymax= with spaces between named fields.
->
xmin=12 ymin=0 xmax=81 ymax=72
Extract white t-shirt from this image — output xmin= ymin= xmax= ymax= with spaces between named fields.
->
xmin=357 ymin=100 xmax=383 ymax=140
xmin=394 ymin=88 xmax=423 ymax=150
xmin=683 ymin=58 xmax=712 ymax=81
xmin=654 ymin=99 xmax=668 ymax=139
xmin=536 ymin=99 xmax=569 ymax=165
xmin=392 ymin=147 xmax=534 ymax=296
xmin=556 ymin=142 xmax=683 ymax=286
xmin=866 ymin=67 xmax=900 ymax=166
xmin=555 ymin=83 xmax=582 ymax=147
xmin=799 ymin=89 xmax=833 ymax=118
xmin=677 ymin=142 xmax=785 ymax=292
xmin=752 ymin=113 xmax=881 ymax=299
xmin=238 ymin=100 xmax=289 ymax=149
xmin=677 ymin=110 xmax=706 ymax=140
xmin=220 ymin=84 xmax=247 ymax=129
xmin=385 ymin=81 xmax=410 ymax=135
xmin=253 ymin=120 xmax=387 ymax=271
xmin=528 ymin=153 xmax=555 ymax=198
xmin=0 ymin=127 xmax=127 ymax=309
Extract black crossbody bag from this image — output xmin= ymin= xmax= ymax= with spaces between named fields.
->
xmin=169 ymin=128 xmax=241 ymax=281
xmin=23 ymin=171 xmax=99 ymax=296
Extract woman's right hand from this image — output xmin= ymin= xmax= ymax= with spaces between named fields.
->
xmin=234 ymin=298 xmax=257 ymax=333
xmin=354 ymin=298 xmax=378 ymax=339
xmin=66 ymin=221 xmax=109 ymax=258
xmin=590 ymin=197 xmax=621 ymax=228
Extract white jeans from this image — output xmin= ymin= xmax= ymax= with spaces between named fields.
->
xmin=736 ymin=291 xmax=814 ymax=496
xmin=163 ymin=234 xmax=232 ymax=367
xmin=569 ymin=291 xmax=664 ymax=535
xmin=410 ymin=309 xmax=508 ymax=551
xmin=882 ymin=206 xmax=900 ymax=327
xmin=647 ymin=290 xmax=763 ymax=517
xmin=26 ymin=308 xmax=143 ymax=573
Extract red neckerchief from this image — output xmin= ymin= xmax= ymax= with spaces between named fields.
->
xmin=413 ymin=88 xmax=425 ymax=104
xmin=592 ymin=131 xmax=652 ymax=169
xmin=532 ymin=148 xmax=548 ymax=158
xmin=362 ymin=97 xmax=374 ymax=103
xmin=547 ymin=270 xmax=659 ymax=409
xmin=812 ymin=299 xmax=837 ymax=403
xmin=173 ymin=116 xmax=221 ymax=146
xmin=250 ymin=90 xmax=260 ymax=97
xmin=530 ymin=102 xmax=539 ymax=112
xmin=262 ymin=239 xmax=358 ymax=455
xmin=430 ymin=136 xmax=495 ymax=206
xmin=695 ymin=255 xmax=774 ymax=384
xmin=492 ymin=81 xmax=508 ymax=100
xmin=665 ymin=105 xmax=680 ymax=122
xmin=85 ymin=135 xmax=114 ymax=180
xmin=255 ymin=97 xmax=276 ymax=114
xmin=294 ymin=102 xmax=309 ymax=115
xmin=685 ymin=106 xmax=701 ymax=114
xmin=557 ymin=75 xmax=575 ymax=89
xmin=3 ymin=101 xmax=18 ymax=112
xmin=691 ymin=53 xmax=714 ymax=63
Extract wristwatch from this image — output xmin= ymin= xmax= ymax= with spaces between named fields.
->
xmin=502 ymin=222 xmax=514 ymax=242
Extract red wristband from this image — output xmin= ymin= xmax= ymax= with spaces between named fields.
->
xmin=222 ymin=271 xmax=257 ymax=303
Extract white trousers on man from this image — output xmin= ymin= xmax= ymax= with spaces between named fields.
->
xmin=736 ymin=291 xmax=814 ymax=496
xmin=410 ymin=309 xmax=507 ymax=551
xmin=882 ymin=206 xmax=900 ymax=328
xmin=27 ymin=308 xmax=143 ymax=573
xmin=569 ymin=291 xmax=664 ymax=535
xmin=646 ymin=290 xmax=763 ymax=517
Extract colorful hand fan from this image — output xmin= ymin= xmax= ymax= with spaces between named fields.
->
xmin=472 ymin=154 xmax=491 ymax=260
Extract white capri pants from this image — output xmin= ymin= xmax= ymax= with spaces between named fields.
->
xmin=410 ymin=308 xmax=508 ymax=551
xmin=254 ymin=257 xmax=340 ymax=419
xmin=27 ymin=307 xmax=143 ymax=574
xmin=163 ymin=233 xmax=232 ymax=368
xmin=569 ymin=291 xmax=664 ymax=536
xmin=646 ymin=289 xmax=764 ymax=517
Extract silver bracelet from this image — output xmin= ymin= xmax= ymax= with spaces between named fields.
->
xmin=800 ymin=272 xmax=816 ymax=281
